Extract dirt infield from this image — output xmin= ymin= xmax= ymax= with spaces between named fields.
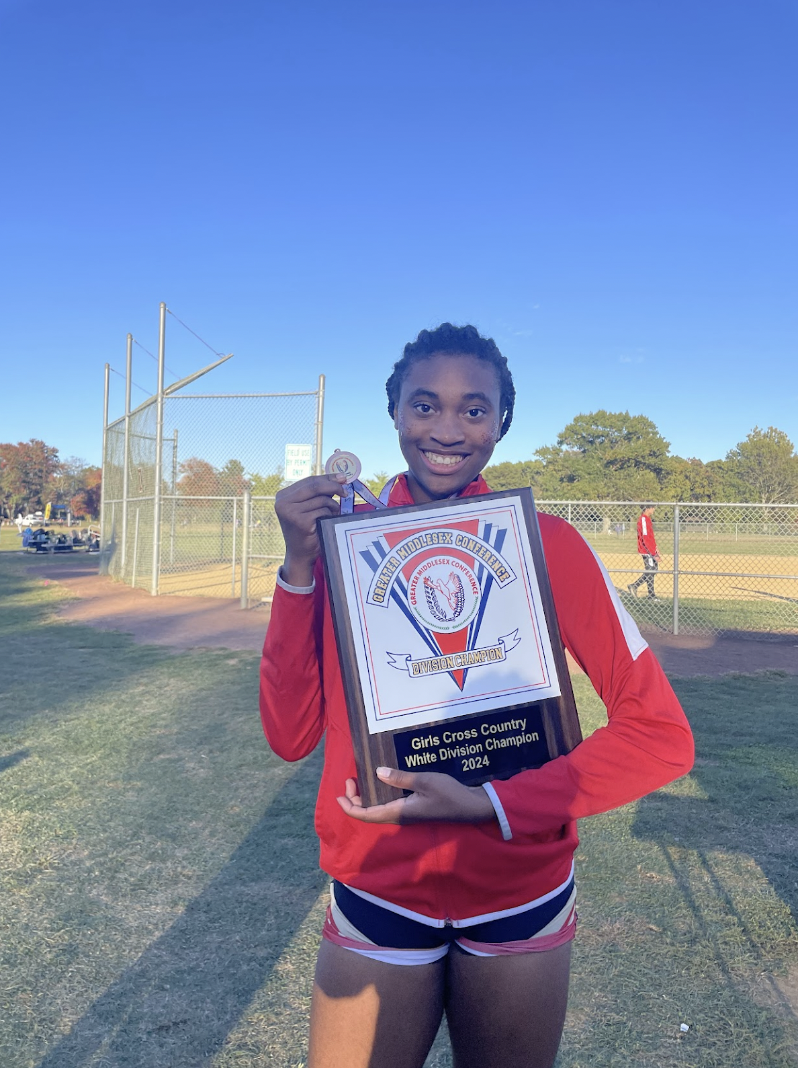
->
xmin=31 ymin=554 xmax=798 ymax=676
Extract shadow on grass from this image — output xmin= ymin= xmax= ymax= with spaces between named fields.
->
xmin=36 ymin=749 xmax=325 ymax=1068
xmin=0 ymin=749 xmax=30 ymax=773
xmin=631 ymin=673 xmax=798 ymax=1038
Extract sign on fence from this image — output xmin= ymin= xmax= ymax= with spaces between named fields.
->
xmin=284 ymin=443 xmax=313 ymax=482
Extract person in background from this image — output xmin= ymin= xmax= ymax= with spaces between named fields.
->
xmin=628 ymin=504 xmax=660 ymax=600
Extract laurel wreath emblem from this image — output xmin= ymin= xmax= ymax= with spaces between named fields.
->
xmin=423 ymin=571 xmax=466 ymax=624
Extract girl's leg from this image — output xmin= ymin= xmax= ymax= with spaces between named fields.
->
xmin=308 ymin=939 xmax=446 ymax=1068
xmin=444 ymin=942 xmax=572 ymax=1068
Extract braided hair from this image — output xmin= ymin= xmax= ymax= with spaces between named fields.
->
xmin=385 ymin=323 xmax=515 ymax=440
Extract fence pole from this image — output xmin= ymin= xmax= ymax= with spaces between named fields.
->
xmin=132 ymin=508 xmax=140 ymax=588
xmin=567 ymin=503 xmax=572 ymax=525
xmin=99 ymin=363 xmax=110 ymax=575
xmin=672 ymin=505 xmax=680 ymax=636
xmin=169 ymin=428 xmax=178 ymax=566
xmin=240 ymin=489 xmax=251 ymax=608
xmin=120 ymin=334 xmax=133 ymax=575
xmin=231 ymin=497 xmax=238 ymax=596
xmin=151 ymin=302 xmax=166 ymax=596
xmin=314 ymin=373 xmax=326 ymax=474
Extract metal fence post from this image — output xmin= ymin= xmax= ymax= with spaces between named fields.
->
xmin=169 ymin=428 xmax=178 ymax=566
xmin=672 ymin=505 xmax=680 ymax=636
xmin=240 ymin=489 xmax=251 ymax=608
xmin=99 ymin=363 xmax=110 ymax=575
xmin=151 ymin=302 xmax=166 ymax=596
xmin=120 ymin=334 xmax=133 ymax=575
xmin=231 ymin=497 xmax=238 ymax=596
xmin=132 ymin=508 xmax=140 ymax=588
xmin=314 ymin=373 xmax=326 ymax=474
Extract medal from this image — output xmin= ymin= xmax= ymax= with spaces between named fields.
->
xmin=324 ymin=450 xmax=391 ymax=514
xmin=325 ymin=449 xmax=362 ymax=485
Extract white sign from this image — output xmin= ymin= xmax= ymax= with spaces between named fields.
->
xmin=284 ymin=444 xmax=313 ymax=483
xmin=332 ymin=494 xmax=561 ymax=734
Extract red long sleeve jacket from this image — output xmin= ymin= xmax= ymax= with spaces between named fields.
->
xmin=637 ymin=512 xmax=658 ymax=556
xmin=259 ymin=476 xmax=693 ymax=920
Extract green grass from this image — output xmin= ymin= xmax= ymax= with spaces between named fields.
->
xmin=621 ymin=593 xmax=798 ymax=636
xmin=581 ymin=532 xmax=798 ymax=559
xmin=1 ymin=547 xmax=797 ymax=1067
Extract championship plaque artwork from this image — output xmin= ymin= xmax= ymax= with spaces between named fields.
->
xmin=318 ymin=486 xmax=582 ymax=805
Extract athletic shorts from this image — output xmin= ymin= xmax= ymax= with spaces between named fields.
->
xmin=322 ymin=869 xmax=577 ymax=966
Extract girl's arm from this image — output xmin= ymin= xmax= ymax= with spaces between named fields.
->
xmin=258 ymin=474 xmax=345 ymax=761
xmin=486 ymin=515 xmax=693 ymax=836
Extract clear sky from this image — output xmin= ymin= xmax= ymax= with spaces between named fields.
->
xmin=1 ymin=0 xmax=796 ymax=481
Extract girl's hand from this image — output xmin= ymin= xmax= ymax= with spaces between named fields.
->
xmin=275 ymin=474 xmax=347 ymax=586
xmin=336 ymin=768 xmax=497 ymax=826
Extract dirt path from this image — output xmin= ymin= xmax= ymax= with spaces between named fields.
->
xmin=33 ymin=555 xmax=798 ymax=674
xmin=37 ymin=558 xmax=270 ymax=652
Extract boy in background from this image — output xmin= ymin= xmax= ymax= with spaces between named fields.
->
xmin=628 ymin=504 xmax=660 ymax=600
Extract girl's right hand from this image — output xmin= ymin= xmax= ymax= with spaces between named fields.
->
xmin=275 ymin=474 xmax=348 ymax=586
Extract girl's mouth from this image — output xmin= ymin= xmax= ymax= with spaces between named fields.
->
xmin=419 ymin=449 xmax=469 ymax=474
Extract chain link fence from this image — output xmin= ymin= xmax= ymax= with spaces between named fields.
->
xmin=539 ymin=500 xmax=798 ymax=636
xmin=104 ymin=407 xmax=798 ymax=637
xmin=102 ymin=387 xmax=323 ymax=604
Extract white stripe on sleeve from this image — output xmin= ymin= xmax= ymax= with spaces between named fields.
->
xmin=587 ymin=545 xmax=649 ymax=661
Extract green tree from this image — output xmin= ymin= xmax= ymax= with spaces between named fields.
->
xmin=726 ymin=426 xmax=798 ymax=504
xmin=218 ymin=458 xmax=250 ymax=497
xmin=361 ymin=471 xmax=389 ymax=496
xmin=532 ymin=411 xmax=672 ymax=500
xmin=482 ymin=460 xmax=543 ymax=492
xmin=249 ymin=470 xmax=284 ymax=497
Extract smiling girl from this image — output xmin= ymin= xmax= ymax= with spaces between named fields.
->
xmin=260 ymin=323 xmax=693 ymax=1068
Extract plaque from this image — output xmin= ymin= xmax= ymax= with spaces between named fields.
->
xmin=317 ymin=488 xmax=582 ymax=806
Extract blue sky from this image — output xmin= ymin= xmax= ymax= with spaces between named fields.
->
xmin=1 ymin=0 xmax=796 ymax=480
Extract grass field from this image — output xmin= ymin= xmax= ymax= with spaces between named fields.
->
xmin=1 ymin=541 xmax=797 ymax=1066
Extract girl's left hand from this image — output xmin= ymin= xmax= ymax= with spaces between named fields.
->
xmin=337 ymin=767 xmax=497 ymax=825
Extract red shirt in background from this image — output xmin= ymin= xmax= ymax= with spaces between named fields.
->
xmin=637 ymin=512 xmax=658 ymax=556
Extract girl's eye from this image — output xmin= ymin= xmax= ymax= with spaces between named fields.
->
xmin=466 ymin=408 xmax=486 ymax=418
xmin=414 ymin=403 xmax=433 ymax=414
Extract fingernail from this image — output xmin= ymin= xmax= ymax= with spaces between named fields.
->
xmin=376 ymin=767 xmax=391 ymax=778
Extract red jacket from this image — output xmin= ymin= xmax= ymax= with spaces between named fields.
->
xmin=259 ymin=476 xmax=693 ymax=920
xmin=637 ymin=512 xmax=658 ymax=556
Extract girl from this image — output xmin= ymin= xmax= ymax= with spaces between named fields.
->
xmin=260 ymin=323 xmax=693 ymax=1068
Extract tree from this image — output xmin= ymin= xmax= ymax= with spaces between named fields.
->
xmin=70 ymin=468 xmax=102 ymax=519
xmin=177 ymin=457 xmax=219 ymax=496
xmin=218 ymin=458 xmax=250 ymax=497
xmin=0 ymin=439 xmax=61 ymax=514
xmin=361 ymin=471 xmax=389 ymax=496
xmin=482 ymin=460 xmax=543 ymax=492
xmin=726 ymin=426 xmax=798 ymax=504
xmin=249 ymin=470 xmax=284 ymax=497
xmin=531 ymin=411 xmax=673 ymax=500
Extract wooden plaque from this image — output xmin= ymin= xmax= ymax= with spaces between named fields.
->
xmin=318 ymin=489 xmax=582 ymax=806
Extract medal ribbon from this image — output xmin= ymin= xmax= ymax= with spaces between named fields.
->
xmin=339 ymin=474 xmax=400 ymax=513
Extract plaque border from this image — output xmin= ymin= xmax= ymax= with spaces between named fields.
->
xmin=318 ymin=488 xmax=582 ymax=806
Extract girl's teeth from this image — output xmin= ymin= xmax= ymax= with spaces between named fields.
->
xmin=425 ymin=452 xmax=463 ymax=466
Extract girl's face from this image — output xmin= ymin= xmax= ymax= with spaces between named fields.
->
xmin=393 ymin=353 xmax=503 ymax=503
